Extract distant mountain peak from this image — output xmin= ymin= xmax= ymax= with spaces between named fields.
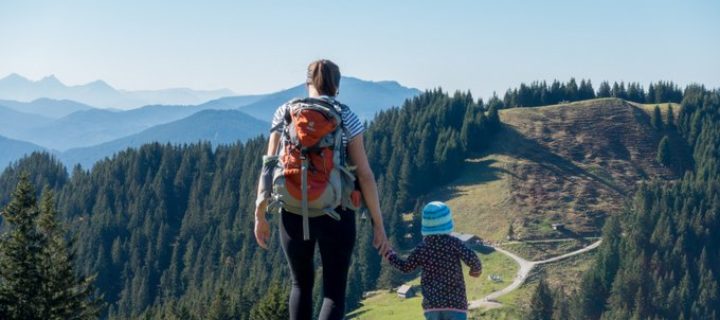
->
xmin=0 ymin=73 xmax=30 ymax=83
xmin=84 ymin=79 xmax=113 ymax=88
xmin=40 ymin=74 xmax=60 ymax=82
xmin=39 ymin=74 xmax=64 ymax=86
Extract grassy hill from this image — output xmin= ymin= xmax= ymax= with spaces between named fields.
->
xmin=426 ymin=98 xmax=678 ymax=241
xmin=353 ymin=98 xmax=680 ymax=318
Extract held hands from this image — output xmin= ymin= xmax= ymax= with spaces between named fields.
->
xmin=254 ymin=201 xmax=270 ymax=249
xmin=373 ymin=225 xmax=391 ymax=257
xmin=381 ymin=247 xmax=394 ymax=261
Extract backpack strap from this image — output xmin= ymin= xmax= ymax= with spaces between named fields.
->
xmin=300 ymin=156 xmax=310 ymax=240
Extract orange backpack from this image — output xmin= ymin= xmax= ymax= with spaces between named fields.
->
xmin=268 ymin=98 xmax=362 ymax=240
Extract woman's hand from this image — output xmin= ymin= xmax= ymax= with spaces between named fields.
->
xmin=348 ymin=136 xmax=390 ymax=257
xmin=373 ymin=225 xmax=390 ymax=256
xmin=254 ymin=203 xmax=270 ymax=249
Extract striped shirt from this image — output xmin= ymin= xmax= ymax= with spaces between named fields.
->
xmin=270 ymin=96 xmax=365 ymax=149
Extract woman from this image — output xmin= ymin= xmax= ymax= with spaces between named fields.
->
xmin=254 ymin=59 xmax=390 ymax=320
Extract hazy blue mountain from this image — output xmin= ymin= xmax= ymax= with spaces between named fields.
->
xmin=196 ymin=94 xmax=267 ymax=110
xmin=237 ymin=76 xmax=421 ymax=122
xmin=124 ymin=87 xmax=236 ymax=106
xmin=2 ymin=75 xmax=419 ymax=163
xmin=22 ymin=105 xmax=204 ymax=151
xmin=0 ymin=104 xmax=54 ymax=138
xmin=0 ymin=98 xmax=95 ymax=118
xmin=0 ymin=135 xmax=47 ymax=168
xmin=61 ymin=109 xmax=268 ymax=168
xmin=9 ymin=97 xmax=268 ymax=151
xmin=0 ymin=73 xmax=235 ymax=109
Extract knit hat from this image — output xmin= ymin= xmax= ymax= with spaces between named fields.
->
xmin=421 ymin=201 xmax=454 ymax=236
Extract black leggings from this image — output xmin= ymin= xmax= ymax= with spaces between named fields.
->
xmin=279 ymin=208 xmax=356 ymax=320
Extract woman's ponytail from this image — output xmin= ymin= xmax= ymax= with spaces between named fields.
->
xmin=307 ymin=59 xmax=341 ymax=96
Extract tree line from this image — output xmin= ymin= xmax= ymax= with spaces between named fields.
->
xmin=497 ymin=79 xmax=683 ymax=109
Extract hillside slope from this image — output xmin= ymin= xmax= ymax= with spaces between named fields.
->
xmin=427 ymin=98 xmax=678 ymax=241
xmin=0 ymin=98 xmax=96 ymax=118
xmin=60 ymin=109 xmax=268 ymax=168
xmin=0 ymin=104 xmax=54 ymax=138
xmin=0 ymin=135 xmax=47 ymax=168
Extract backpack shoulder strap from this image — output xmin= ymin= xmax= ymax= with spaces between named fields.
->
xmin=283 ymin=98 xmax=305 ymax=123
xmin=290 ymin=98 xmax=342 ymax=125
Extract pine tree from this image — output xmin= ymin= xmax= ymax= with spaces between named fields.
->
xmin=666 ymin=104 xmax=675 ymax=129
xmin=565 ymin=78 xmax=579 ymax=101
xmin=208 ymin=287 xmax=232 ymax=320
xmin=249 ymin=284 xmax=289 ymax=320
xmin=37 ymin=190 xmax=102 ymax=320
xmin=579 ymin=79 xmax=596 ymax=100
xmin=0 ymin=174 xmax=45 ymax=319
xmin=656 ymin=135 xmax=671 ymax=167
xmin=487 ymin=105 xmax=501 ymax=131
xmin=597 ymin=81 xmax=612 ymax=98
xmin=0 ymin=176 xmax=101 ymax=320
xmin=526 ymin=277 xmax=554 ymax=320
xmin=651 ymin=105 xmax=664 ymax=130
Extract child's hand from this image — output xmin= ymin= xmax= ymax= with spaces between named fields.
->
xmin=382 ymin=247 xmax=394 ymax=260
xmin=469 ymin=269 xmax=482 ymax=278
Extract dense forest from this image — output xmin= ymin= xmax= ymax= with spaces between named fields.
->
xmin=524 ymin=86 xmax=720 ymax=319
xmin=0 ymin=89 xmax=499 ymax=319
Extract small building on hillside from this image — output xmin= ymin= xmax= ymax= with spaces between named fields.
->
xmin=397 ymin=284 xmax=416 ymax=299
xmin=451 ymin=232 xmax=484 ymax=247
xmin=551 ymin=223 xmax=565 ymax=231
xmin=488 ymin=274 xmax=503 ymax=283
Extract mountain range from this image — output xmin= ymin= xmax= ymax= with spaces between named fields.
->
xmin=0 ymin=75 xmax=421 ymax=169
xmin=0 ymin=98 xmax=95 ymax=119
xmin=60 ymin=109 xmax=269 ymax=168
xmin=0 ymin=73 xmax=235 ymax=109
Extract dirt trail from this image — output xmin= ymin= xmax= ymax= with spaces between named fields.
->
xmin=468 ymin=239 xmax=602 ymax=310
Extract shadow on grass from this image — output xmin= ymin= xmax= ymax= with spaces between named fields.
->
xmin=493 ymin=125 xmax=627 ymax=195
xmin=556 ymin=228 xmax=593 ymax=244
xmin=430 ymin=158 xmax=509 ymax=202
xmin=454 ymin=158 xmax=519 ymax=187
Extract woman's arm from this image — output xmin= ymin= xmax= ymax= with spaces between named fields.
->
xmin=348 ymin=134 xmax=390 ymax=256
xmin=254 ymin=131 xmax=281 ymax=249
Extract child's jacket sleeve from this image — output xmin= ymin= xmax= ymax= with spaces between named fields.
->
xmin=386 ymin=244 xmax=424 ymax=273
xmin=457 ymin=240 xmax=482 ymax=273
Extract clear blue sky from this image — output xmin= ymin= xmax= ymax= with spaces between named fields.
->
xmin=1 ymin=0 xmax=718 ymax=98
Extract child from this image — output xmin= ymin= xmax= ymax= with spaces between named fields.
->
xmin=385 ymin=201 xmax=482 ymax=320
